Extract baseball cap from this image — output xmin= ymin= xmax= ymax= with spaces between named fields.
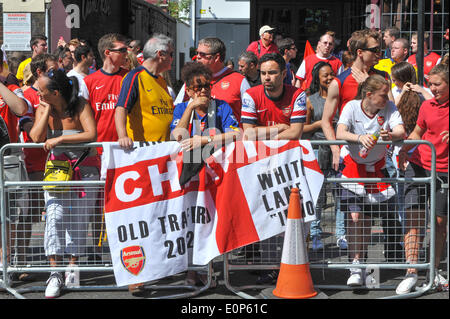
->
xmin=259 ymin=25 xmax=275 ymax=37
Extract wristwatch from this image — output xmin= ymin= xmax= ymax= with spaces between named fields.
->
xmin=207 ymin=136 xmax=213 ymax=143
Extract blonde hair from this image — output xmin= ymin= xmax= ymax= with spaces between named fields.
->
xmin=356 ymin=74 xmax=389 ymax=100
xmin=126 ymin=51 xmax=139 ymax=70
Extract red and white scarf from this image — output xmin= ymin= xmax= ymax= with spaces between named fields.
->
xmin=340 ymin=147 xmax=395 ymax=203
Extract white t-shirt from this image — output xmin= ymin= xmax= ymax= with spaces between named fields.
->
xmin=338 ymin=99 xmax=403 ymax=165
xmin=67 ymin=69 xmax=89 ymax=99
xmin=392 ymin=85 xmax=433 ymax=101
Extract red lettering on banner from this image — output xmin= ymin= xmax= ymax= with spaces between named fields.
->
xmin=104 ymin=153 xmax=211 ymax=213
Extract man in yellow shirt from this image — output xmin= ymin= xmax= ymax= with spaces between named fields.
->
xmin=115 ymin=33 xmax=174 ymax=296
xmin=375 ymin=38 xmax=416 ymax=87
xmin=115 ymin=34 xmax=174 ymax=147
xmin=16 ymin=35 xmax=48 ymax=85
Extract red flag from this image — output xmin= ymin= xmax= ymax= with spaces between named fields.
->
xmin=301 ymin=40 xmax=316 ymax=90
xmin=303 ymin=40 xmax=315 ymax=58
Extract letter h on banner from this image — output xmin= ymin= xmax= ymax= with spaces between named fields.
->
xmin=148 ymin=161 xmax=181 ymax=196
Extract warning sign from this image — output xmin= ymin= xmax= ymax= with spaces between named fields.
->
xmin=2 ymin=13 xmax=32 ymax=51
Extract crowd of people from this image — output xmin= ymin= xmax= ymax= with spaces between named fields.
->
xmin=0 ymin=23 xmax=448 ymax=298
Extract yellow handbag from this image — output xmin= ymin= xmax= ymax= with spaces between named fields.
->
xmin=43 ymin=160 xmax=73 ymax=192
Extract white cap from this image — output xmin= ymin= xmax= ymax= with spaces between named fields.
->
xmin=259 ymin=25 xmax=275 ymax=37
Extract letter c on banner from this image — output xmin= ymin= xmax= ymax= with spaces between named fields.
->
xmin=115 ymin=171 xmax=142 ymax=202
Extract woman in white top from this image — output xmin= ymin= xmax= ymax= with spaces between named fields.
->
xmin=30 ymin=69 xmax=98 ymax=298
xmin=336 ymin=74 xmax=405 ymax=287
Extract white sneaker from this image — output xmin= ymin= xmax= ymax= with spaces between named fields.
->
xmin=311 ymin=236 xmax=324 ymax=251
xmin=65 ymin=266 xmax=80 ymax=288
xmin=396 ymin=273 xmax=418 ymax=295
xmin=336 ymin=236 xmax=348 ymax=249
xmin=45 ymin=272 xmax=63 ymax=298
xmin=347 ymin=260 xmax=363 ymax=286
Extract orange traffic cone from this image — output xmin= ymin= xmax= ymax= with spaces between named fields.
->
xmin=273 ymin=188 xmax=317 ymax=299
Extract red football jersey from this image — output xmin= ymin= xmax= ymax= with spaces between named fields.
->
xmin=334 ymin=67 xmax=389 ymax=115
xmin=241 ymin=85 xmax=307 ymax=126
xmin=407 ymin=52 xmax=441 ymax=77
xmin=246 ymin=40 xmax=280 ymax=59
xmin=83 ymin=68 xmax=128 ymax=151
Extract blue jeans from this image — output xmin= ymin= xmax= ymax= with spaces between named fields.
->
xmin=310 ymin=150 xmax=345 ymax=239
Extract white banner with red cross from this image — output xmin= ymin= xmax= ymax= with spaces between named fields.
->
xmin=101 ymin=140 xmax=324 ymax=287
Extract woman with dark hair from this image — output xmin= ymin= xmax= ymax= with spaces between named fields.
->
xmin=391 ymin=61 xmax=433 ymax=104
xmin=30 ymin=69 xmax=99 ymax=298
xmin=170 ymin=62 xmax=240 ymax=286
xmin=303 ymin=61 xmax=347 ymax=251
xmin=171 ymin=62 xmax=240 ymax=152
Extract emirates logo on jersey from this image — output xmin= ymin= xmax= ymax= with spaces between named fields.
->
xmin=0 ymin=98 xmax=5 ymax=109
xmin=426 ymin=61 xmax=433 ymax=67
xmin=377 ymin=115 xmax=385 ymax=126
xmin=221 ymin=81 xmax=230 ymax=90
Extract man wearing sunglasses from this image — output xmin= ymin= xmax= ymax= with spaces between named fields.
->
xmin=295 ymin=31 xmax=343 ymax=90
xmin=276 ymin=37 xmax=298 ymax=86
xmin=116 ymin=34 xmax=174 ymax=148
xmin=174 ymin=37 xmax=250 ymax=124
xmin=83 ymin=33 xmax=129 ymax=153
xmin=115 ymin=33 xmax=175 ymax=296
xmin=321 ymin=29 xmax=390 ymax=172
xmin=246 ymin=25 xmax=280 ymax=59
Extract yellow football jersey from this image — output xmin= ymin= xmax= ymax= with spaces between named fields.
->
xmin=117 ymin=66 xmax=174 ymax=142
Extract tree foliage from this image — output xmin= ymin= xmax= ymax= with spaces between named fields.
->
xmin=157 ymin=0 xmax=191 ymax=23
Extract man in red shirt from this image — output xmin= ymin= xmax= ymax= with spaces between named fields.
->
xmin=242 ymin=53 xmax=306 ymax=140
xmin=295 ymin=31 xmax=343 ymax=90
xmin=82 ymin=33 xmax=129 ymax=153
xmin=82 ymin=33 xmax=129 ymax=290
xmin=407 ymin=32 xmax=441 ymax=84
xmin=174 ymin=37 xmax=250 ymax=123
xmin=241 ymin=52 xmax=306 ymax=284
xmin=246 ymin=25 xmax=280 ymax=59
xmin=321 ymin=29 xmax=389 ymax=171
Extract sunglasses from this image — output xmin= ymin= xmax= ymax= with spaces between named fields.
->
xmin=161 ymin=50 xmax=174 ymax=58
xmin=196 ymin=51 xmax=216 ymax=59
xmin=289 ymin=46 xmax=297 ymax=50
xmin=109 ymin=47 xmax=128 ymax=53
xmin=362 ymin=46 xmax=381 ymax=53
xmin=188 ymin=83 xmax=212 ymax=92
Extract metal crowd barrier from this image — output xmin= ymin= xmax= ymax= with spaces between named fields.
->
xmin=0 ymin=143 xmax=212 ymax=299
xmin=1 ymin=141 xmax=446 ymax=300
xmin=224 ymin=140 xmax=445 ymax=299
